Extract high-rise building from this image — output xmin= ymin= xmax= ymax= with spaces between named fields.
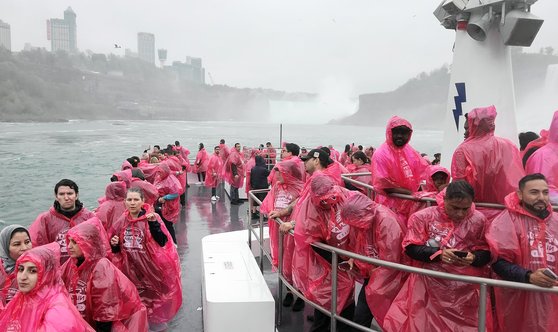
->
xmin=0 ymin=20 xmax=11 ymax=51
xmin=47 ymin=7 xmax=77 ymax=53
xmin=138 ymin=32 xmax=155 ymax=65
xmin=172 ymin=56 xmax=206 ymax=85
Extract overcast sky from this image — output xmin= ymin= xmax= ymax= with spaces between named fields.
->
xmin=1 ymin=1 xmax=557 ymax=95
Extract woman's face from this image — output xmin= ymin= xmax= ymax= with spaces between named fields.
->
xmin=274 ymin=169 xmax=284 ymax=184
xmin=17 ymin=261 xmax=38 ymax=293
xmin=67 ymin=237 xmax=84 ymax=258
xmin=9 ymin=231 xmax=32 ymax=261
xmin=125 ymin=192 xmax=144 ymax=215
xmin=352 ymin=157 xmax=363 ymax=166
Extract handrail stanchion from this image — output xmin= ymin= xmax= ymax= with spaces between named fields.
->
xmin=277 ymin=217 xmax=284 ymax=326
xmin=331 ymin=251 xmax=339 ymax=332
xmin=247 ymin=193 xmax=252 ymax=250
xmin=259 ymin=204 xmax=264 ymax=272
xmin=478 ymin=283 xmax=487 ymax=332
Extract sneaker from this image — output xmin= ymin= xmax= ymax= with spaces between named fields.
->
xmin=196 ymin=182 xmax=202 ymax=185
xmin=282 ymin=293 xmax=294 ymax=307
xmin=211 ymin=196 xmax=217 ymax=201
xmin=215 ymin=195 xmax=220 ymax=200
xmin=292 ymin=297 xmax=305 ymax=312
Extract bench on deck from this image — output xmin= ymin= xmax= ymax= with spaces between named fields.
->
xmin=202 ymin=229 xmax=275 ymax=332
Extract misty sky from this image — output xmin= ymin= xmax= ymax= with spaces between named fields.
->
xmin=1 ymin=1 xmax=557 ymax=95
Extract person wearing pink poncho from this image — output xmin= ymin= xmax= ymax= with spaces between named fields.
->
xmin=153 ymin=163 xmax=181 ymax=244
xmin=109 ymin=188 xmax=182 ymax=331
xmin=244 ymin=148 xmax=259 ymax=198
xmin=451 ymin=105 xmax=525 ymax=221
xmin=0 ymin=225 xmax=32 ymax=309
xmin=205 ymin=146 xmax=223 ymax=201
xmin=383 ymin=181 xmax=492 ymax=332
xmin=372 ymin=116 xmax=429 ymax=226
xmin=261 ymin=159 xmax=305 ymax=311
xmin=290 ymin=174 xmax=354 ymax=332
xmin=218 ymin=138 xmax=230 ymax=167
xmin=525 ymin=111 xmax=558 ymax=204
xmin=264 ymin=142 xmax=277 ymax=170
xmin=339 ymin=191 xmax=407 ymax=330
xmin=194 ymin=143 xmax=209 ymax=184
xmin=346 ymin=150 xmax=373 ymax=194
xmin=521 ymin=129 xmax=547 ymax=167
xmin=29 ymin=179 xmax=95 ymax=265
xmin=62 ymin=217 xmax=148 ymax=331
xmin=224 ymin=143 xmax=245 ymax=205
xmin=0 ymin=242 xmax=94 ymax=331
xmin=486 ymin=174 xmax=558 ymax=332
xmin=96 ymin=181 xmax=127 ymax=232
xmin=328 ymin=145 xmax=340 ymax=162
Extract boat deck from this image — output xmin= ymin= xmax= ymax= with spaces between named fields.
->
xmin=169 ymin=177 xmax=312 ymax=331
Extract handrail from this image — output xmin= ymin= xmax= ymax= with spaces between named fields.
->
xmin=248 ymin=175 xmax=558 ymax=332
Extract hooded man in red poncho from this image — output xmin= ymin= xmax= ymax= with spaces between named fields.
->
xmin=223 ymin=142 xmax=245 ymax=205
xmin=487 ymin=173 xmax=558 ymax=332
xmin=451 ymin=105 xmax=525 ymax=221
xmin=339 ymin=191 xmax=408 ymax=330
xmin=383 ymin=181 xmax=492 ymax=332
xmin=372 ymin=116 xmax=429 ymax=227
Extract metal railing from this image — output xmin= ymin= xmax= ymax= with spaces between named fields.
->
xmin=247 ymin=173 xmax=558 ymax=332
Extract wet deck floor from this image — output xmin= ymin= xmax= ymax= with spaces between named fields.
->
xmin=169 ymin=178 xmax=313 ymax=331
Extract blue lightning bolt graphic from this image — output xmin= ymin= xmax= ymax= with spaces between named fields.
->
xmin=452 ymin=82 xmax=467 ymax=130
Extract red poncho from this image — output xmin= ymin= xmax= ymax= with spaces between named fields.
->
xmin=29 ymin=205 xmax=96 ymax=265
xmin=61 ymin=217 xmax=148 ymax=331
xmin=372 ymin=116 xmax=429 ymax=223
xmin=194 ymin=148 xmax=209 ymax=173
xmin=223 ymin=149 xmax=245 ymax=188
xmin=154 ymin=163 xmax=182 ymax=223
xmin=525 ymin=110 xmax=558 ymax=203
xmin=173 ymin=145 xmax=191 ymax=172
xmin=340 ymin=191 xmax=408 ymax=327
xmin=110 ymin=206 xmax=182 ymax=324
xmin=486 ymin=192 xmax=558 ymax=332
xmin=383 ymin=192 xmax=492 ymax=332
xmin=96 ymin=181 xmax=127 ymax=231
xmin=130 ymin=178 xmax=159 ymax=206
xmin=451 ymin=106 xmax=525 ymax=220
xmin=0 ymin=243 xmax=94 ymax=331
xmin=0 ymin=264 xmax=17 ymax=311
xmin=205 ymin=152 xmax=223 ymax=188
xmin=261 ymin=159 xmax=304 ymax=280
xmin=291 ymin=174 xmax=354 ymax=313
xmin=164 ymin=156 xmax=186 ymax=194
xmin=346 ymin=163 xmax=374 ymax=194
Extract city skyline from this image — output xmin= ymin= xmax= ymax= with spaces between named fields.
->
xmin=1 ymin=1 xmax=557 ymax=95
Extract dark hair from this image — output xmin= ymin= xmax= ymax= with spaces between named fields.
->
xmin=127 ymin=157 xmax=139 ymax=167
xmin=285 ymin=143 xmax=300 ymax=156
xmin=214 ymin=146 xmax=220 ymax=150
xmin=518 ymin=131 xmax=539 ymax=151
xmin=519 ymin=173 xmax=547 ymax=190
xmin=320 ymin=146 xmax=331 ymax=156
xmin=444 ymin=180 xmax=474 ymax=201
xmin=235 ymin=142 xmax=240 ymax=147
xmin=54 ymin=179 xmax=79 ymax=194
xmin=266 ymin=142 xmax=272 ymax=146
xmin=175 ymin=140 xmax=180 ymax=146
xmin=220 ymin=139 xmax=225 ymax=144
xmin=199 ymin=142 xmax=204 ymax=149
xmin=255 ymin=155 xmax=266 ymax=166
xmin=344 ymin=144 xmax=351 ymax=153
xmin=358 ymin=145 xmax=363 ymax=151
xmin=154 ymin=145 xmax=161 ymax=150
xmin=351 ymin=151 xmax=369 ymax=164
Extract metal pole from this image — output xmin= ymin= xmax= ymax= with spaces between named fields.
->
xmin=277 ymin=218 xmax=284 ymax=326
xmin=331 ymin=252 xmax=338 ymax=332
xmin=259 ymin=207 xmax=264 ymax=272
xmin=478 ymin=283 xmax=487 ymax=332
xmin=248 ymin=193 xmax=252 ymax=250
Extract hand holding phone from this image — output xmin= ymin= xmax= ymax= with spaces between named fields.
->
xmin=543 ymin=268 xmax=558 ymax=280
xmin=453 ymin=251 xmax=468 ymax=258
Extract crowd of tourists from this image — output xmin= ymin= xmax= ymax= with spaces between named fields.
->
xmin=1 ymin=106 xmax=557 ymax=332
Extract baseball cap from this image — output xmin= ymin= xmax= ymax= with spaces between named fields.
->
xmin=300 ymin=148 xmax=333 ymax=165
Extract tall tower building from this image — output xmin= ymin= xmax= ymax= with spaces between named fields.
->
xmin=138 ymin=32 xmax=155 ymax=65
xmin=47 ymin=7 xmax=77 ymax=53
xmin=0 ymin=20 xmax=10 ymax=51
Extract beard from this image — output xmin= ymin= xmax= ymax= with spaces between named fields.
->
xmin=523 ymin=201 xmax=550 ymax=219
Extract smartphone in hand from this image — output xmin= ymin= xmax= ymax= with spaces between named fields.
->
xmin=543 ymin=268 xmax=558 ymax=280
xmin=453 ymin=251 xmax=468 ymax=258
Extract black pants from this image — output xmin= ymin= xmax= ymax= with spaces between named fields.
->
xmin=353 ymin=278 xmax=373 ymax=330
xmin=180 ymin=192 xmax=186 ymax=206
xmin=197 ymin=172 xmax=206 ymax=182
xmin=211 ymin=187 xmax=217 ymax=196
xmin=311 ymin=303 xmax=355 ymax=332
xmin=231 ymin=186 xmax=239 ymax=203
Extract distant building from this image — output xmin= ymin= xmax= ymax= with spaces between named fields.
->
xmin=137 ymin=32 xmax=155 ymax=65
xmin=171 ymin=56 xmax=206 ymax=85
xmin=158 ymin=48 xmax=167 ymax=67
xmin=47 ymin=7 xmax=77 ymax=53
xmin=0 ymin=20 xmax=11 ymax=51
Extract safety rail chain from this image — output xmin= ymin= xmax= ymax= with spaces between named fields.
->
xmin=247 ymin=174 xmax=558 ymax=332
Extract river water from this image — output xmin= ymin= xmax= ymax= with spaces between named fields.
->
xmin=0 ymin=120 xmax=442 ymax=226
